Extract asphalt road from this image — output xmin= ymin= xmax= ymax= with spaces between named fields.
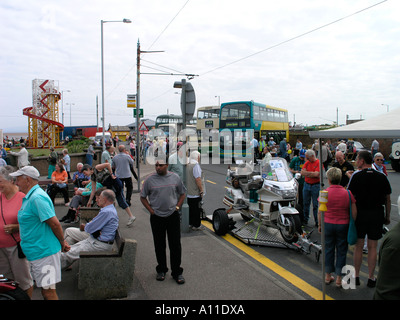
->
xmin=200 ymin=161 xmax=400 ymax=300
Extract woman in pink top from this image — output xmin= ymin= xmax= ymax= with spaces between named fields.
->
xmin=318 ymin=167 xmax=357 ymax=288
xmin=0 ymin=166 xmax=33 ymax=297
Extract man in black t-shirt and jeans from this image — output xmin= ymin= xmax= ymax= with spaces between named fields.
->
xmin=348 ymin=151 xmax=391 ymax=288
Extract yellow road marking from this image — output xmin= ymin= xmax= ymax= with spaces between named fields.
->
xmin=202 ymin=220 xmax=333 ymax=300
xmin=206 ymin=179 xmax=216 ymax=184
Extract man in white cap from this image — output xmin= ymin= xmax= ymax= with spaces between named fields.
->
xmin=11 ymin=166 xmax=67 ymax=300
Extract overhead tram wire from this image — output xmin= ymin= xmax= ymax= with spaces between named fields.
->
xmin=141 ymin=60 xmax=198 ymax=79
xmin=141 ymin=58 xmax=186 ymax=75
xmin=201 ymin=0 xmax=389 ymax=76
xmin=147 ymin=0 xmax=191 ymax=50
xmin=105 ymin=1 xmax=192 ymax=106
xmin=105 ymin=64 xmax=136 ymax=98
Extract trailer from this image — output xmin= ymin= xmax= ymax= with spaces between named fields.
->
xmin=63 ymin=126 xmax=101 ymax=140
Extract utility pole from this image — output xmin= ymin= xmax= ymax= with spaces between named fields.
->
xmin=336 ymin=107 xmax=339 ymax=127
xmin=136 ymin=39 xmax=141 ymax=192
xmin=96 ymin=95 xmax=99 ymax=130
xmin=135 ymin=39 xmax=164 ymax=192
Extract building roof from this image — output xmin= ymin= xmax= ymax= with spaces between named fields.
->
xmin=309 ymin=108 xmax=400 ymax=139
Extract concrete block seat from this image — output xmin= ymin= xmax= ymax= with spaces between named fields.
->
xmin=78 ymin=229 xmax=137 ymax=300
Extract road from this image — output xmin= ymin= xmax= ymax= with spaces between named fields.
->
xmin=199 ymin=162 xmax=400 ymax=300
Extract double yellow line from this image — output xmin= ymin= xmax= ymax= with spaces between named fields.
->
xmin=202 ymin=220 xmax=333 ymax=300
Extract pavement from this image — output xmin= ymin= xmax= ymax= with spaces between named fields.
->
xmin=31 ymin=163 xmax=304 ymax=301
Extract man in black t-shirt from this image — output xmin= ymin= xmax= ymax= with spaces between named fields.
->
xmin=332 ymin=151 xmax=354 ymax=187
xmin=348 ymin=151 xmax=391 ymax=288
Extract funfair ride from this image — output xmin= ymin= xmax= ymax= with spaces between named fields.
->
xmin=23 ymin=79 xmax=64 ymax=148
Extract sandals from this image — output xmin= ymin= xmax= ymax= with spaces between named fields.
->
xmin=173 ymin=274 xmax=185 ymax=285
xmin=335 ymin=277 xmax=342 ymax=288
xmin=156 ymin=272 xmax=185 ymax=284
xmin=156 ymin=272 xmax=165 ymax=281
xmin=325 ymin=275 xmax=334 ymax=285
xmin=325 ymin=274 xmax=343 ymax=288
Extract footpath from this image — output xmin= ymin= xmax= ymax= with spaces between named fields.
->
xmin=31 ymin=163 xmax=303 ymax=301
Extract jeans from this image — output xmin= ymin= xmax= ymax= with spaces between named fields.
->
xmin=119 ymin=177 xmax=133 ymax=206
xmin=325 ymin=222 xmax=349 ymax=275
xmin=86 ymin=154 xmax=93 ymax=166
xmin=150 ymin=211 xmax=183 ymax=278
xmin=102 ymin=176 xmax=129 ymax=209
xmin=302 ymin=182 xmax=320 ymax=225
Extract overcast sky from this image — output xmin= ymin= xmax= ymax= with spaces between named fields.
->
xmin=1 ymin=0 xmax=399 ymax=133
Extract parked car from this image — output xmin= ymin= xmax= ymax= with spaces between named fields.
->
xmin=346 ymin=140 xmax=368 ymax=154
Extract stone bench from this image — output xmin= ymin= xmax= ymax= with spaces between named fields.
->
xmin=78 ymin=229 xmax=137 ymax=300
xmin=78 ymin=207 xmax=100 ymax=223
xmin=39 ymin=181 xmax=76 ymax=199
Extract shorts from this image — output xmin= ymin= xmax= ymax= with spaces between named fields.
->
xmin=356 ymin=208 xmax=384 ymax=241
xmin=30 ymin=252 xmax=61 ymax=289
xmin=356 ymin=220 xmax=384 ymax=241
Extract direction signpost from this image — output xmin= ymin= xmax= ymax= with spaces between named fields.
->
xmin=174 ymin=79 xmax=196 ymax=233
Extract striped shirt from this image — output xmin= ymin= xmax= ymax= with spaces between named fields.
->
xmin=140 ymin=171 xmax=186 ymax=217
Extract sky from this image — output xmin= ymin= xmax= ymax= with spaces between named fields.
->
xmin=1 ymin=0 xmax=399 ymax=133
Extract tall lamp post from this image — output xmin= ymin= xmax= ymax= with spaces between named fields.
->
xmin=101 ymin=18 xmax=132 ymax=150
xmin=66 ymin=102 xmax=75 ymax=126
xmin=61 ymin=90 xmax=70 ymax=140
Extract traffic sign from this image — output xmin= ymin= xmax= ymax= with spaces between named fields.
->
xmin=127 ymin=94 xmax=136 ymax=108
xmin=134 ymin=108 xmax=143 ymax=117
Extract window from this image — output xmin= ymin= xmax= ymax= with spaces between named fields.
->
xmin=221 ymin=103 xmax=250 ymax=120
xmin=259 ymin=107 xmax=267 ymax=121
xmin=267 ymin=108 xmax=274 ymax=121
xmin=253 ymin=106 xmax=260 ymax=120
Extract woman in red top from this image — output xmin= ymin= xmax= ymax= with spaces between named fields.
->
xmin=49 ymin=162 xmax=69 ymax=205
xmin=301 ymin=150 xmax=320 ymax=225
xmin=318 ymin=167 xmax=357 ymax=287
xmin=0 ymin=166 xmax=33 ymax=297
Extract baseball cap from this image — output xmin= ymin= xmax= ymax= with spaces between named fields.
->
xmin=299 ymin=149 xmax=306 ymax=158
xmin=10 ymin=166 xmax=40 ymax=180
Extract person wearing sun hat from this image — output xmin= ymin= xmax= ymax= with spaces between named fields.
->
xmin=10 ymin=166 xmax=67 ymax=300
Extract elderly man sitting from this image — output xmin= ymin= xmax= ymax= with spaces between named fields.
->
xmin=72 ymin=162 xmax=90 ymax=188
xmin=60 ymin=189 xmax=119 ymax=270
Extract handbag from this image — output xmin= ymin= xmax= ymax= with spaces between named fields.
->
xmin=0 ymin=195 xmax=26 ymax=259
xmin=347 ymin=190 xmax=358 ymax=245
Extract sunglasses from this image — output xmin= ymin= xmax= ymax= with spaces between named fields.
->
xmin=375 ymin=159 xmax=384 ymax=162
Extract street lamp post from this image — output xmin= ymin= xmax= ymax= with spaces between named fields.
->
xmin=66 ymin=103 xmax=75 ymax=126
xmin=100 ymin=18 xmax=132 ymax=150
xmin=61 ymin=90 xmax=70 ymax=140
xmin=215 ymin=95 xmax=220 ymax=106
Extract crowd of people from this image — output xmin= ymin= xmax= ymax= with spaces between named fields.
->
xmin=1 ymin=134 xmax=398 ymax=300
xmin=0 ymin=139 xmax=141 ymax=299
xmin=0 ymin=136 xmax=204 ymax=299
xmin=253 ymin=135 xmax=396 ymax=298
xmin=285 ymin=137 xmax=396 ymax=299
